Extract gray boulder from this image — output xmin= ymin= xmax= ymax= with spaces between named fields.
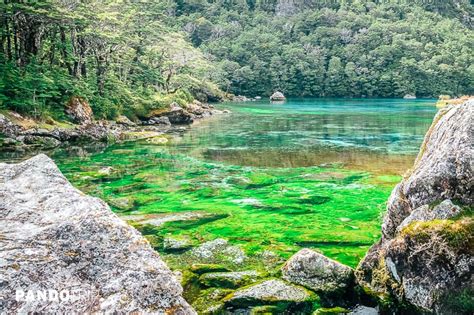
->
xmin=381 ymin=101 xmax=473 ymax=240
xmin=282 ymin=248 xmax=354 ymax=293
xmin=0 ymin=154 xmax=195 ymax=314
xmin=396 ymin=199 xmax=462 ymax=233
xmin=356 ymin=102 xmax=474 ymax=314
xmin=270 ymin=91 xmax=286 ymax=101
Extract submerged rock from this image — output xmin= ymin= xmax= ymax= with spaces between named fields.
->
xmin=0 ymin=154 xmax=195 ymax=313
xmin=356 ymin=102 xmax=474 ymax=314
xmin=282 ymin=249 xmax=354 ymax=294
xmin=199 ymin=271 xmax=260 ymax=289
xmin=191 ymin=238 xmax=248 ymax=265
xmin=163 ymin=236 xmax=193 ymax=252
xmin=224 ymin=279 xmax=315 ymax=307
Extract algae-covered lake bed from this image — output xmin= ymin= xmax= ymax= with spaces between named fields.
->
xmin=50 ymin=98 xmax=437 ymax=267
xmin=0 ymin=98 xmax=439 ymax=311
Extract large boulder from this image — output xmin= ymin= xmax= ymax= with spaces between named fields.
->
xmin=65 ymin=96 xmax=94 ymax=124
xmin=0 ymin=154 xmax=195 ymax=314
xmin=270 ymin=91 xmax=286 ymax=101
xmin=356 ymin=102 xmax=473 ymax=314
xmin=282 ymin=249 xmax=354 ymax=294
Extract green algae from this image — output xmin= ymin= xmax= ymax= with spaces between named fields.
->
xmin=56 ymin=144 xmax=393 ymax=267
xmin=24 ymin=98 xmax=439 ymax=313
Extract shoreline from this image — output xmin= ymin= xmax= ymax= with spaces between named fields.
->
xmin=0 ymin=100 xmax=230 ymax=157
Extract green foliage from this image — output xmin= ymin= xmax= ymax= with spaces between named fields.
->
xmin=170 ymin=0 xmax=474 ymax=97
xmin=0 ymin=0 xmax=220 ymax=119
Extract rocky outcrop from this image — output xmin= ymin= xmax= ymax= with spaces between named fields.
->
xmin=282 ymin=249 xmax=354 ymax=294
xmin=0 ymin=154 xmax=195 ymax=313
xmin=65 ymin=96 xmax=94 ymax=124
xmin=356 ymin=102 xmax=473 ymax=314
xmin=270 ymin=91 xmax=286 ymax=101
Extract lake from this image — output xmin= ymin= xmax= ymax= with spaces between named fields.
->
xmin=49 ymin=98 xmax=437 ymax=268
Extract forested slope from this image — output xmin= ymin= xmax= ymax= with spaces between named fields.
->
xmin=0 ymin=0 xmax=222 ymax=119
xmin=170 ymin=0 xmax=473 ymax=98
xmin=0 ymin=0 xmax=473 ymax=120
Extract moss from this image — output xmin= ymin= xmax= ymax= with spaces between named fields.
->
xmin=190 ymin=264 xmax=231 ymax=275
xmin=443 ymin=288 xmax=474 ymax=314
xmin=313 ymin=307 xmax=349 ymax=314
xmin=401 ymin=216 xmax=474 ymax=253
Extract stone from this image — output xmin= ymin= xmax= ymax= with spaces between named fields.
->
xmin=191 ymin=239 xmax=248 ymax=265
xmin=21 ymin=135 xmax=61 ymax=148
xmin=146 ymin=116 xmax=171 ymax=126
xmin=0 ymin=154 xmax=195 ymax=314
xmin=381 ymin=101 xmax=473 ymax=239
xmin=0 ymin=113 xmax=22 ymax=138
xmin=199 ymin=271 xmax=260 ymax=289
xmin=116 ymin=115 xmax=136 ymax=126
xmin=403 ymin=94 xmax=417 ymax=99
xmin=163 ymin=236 xmax=193 ymax=252
xmin=146 ymin=135 xmax=169 ymax=145
xmin=65 ymin=96 xmax=94 ymax=124
xmin=349 ymin=305 xmax=378 ymax=315
xmin=190 ymin=264 xmax=231 ymax=275
xmin=224 ymin=279 xmax=315 ymax=307
xmin=396 ymin=199 xmax=462 ymax=233
xmin=161 ymin=103 xmax=194 ymax=124
xmin=356 ymin=101 xmax=474 ymax=314
xmin=282 ymin=248 xmax=354 ymax=293
xmin=270 ymin=91 xmax=286 ymax=101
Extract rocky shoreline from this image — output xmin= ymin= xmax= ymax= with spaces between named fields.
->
xmin=0 ymin=101 xmax=472 ymax=314
xmin=0 ymin=98 xmax=229 ymax=153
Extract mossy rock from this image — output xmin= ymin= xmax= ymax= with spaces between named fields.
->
xmin=191 ymin=263 xmax=231 ymax=275
xmin=199 ymin=270 xmax=260 ymax=289
xmin=192 ymin=288 xmax=234 ymax=313
xmin=313 ymin=306 xmax=349 ymax=314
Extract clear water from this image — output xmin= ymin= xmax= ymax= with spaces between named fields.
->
xmin=4 ymin=98 xmax=439 ymax=268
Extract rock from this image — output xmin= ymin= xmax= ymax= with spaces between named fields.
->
xmin=381 ymin=102 xmax=473 ymax=240
xmin=146 ymin=135 xmax=169 ymax=145
xmin=192 ymin=238 xmax=229 ymax=259
xmin=224 ymin=279 xmax=316 ymax=307
xmin=120 ymin=130 xmax=163 ymax=141
xmin=158 ymin=103 xmax=194 ymax=124
xmin=403 ymin=94 xmax=417 ymax=99
xmin=65 ymin=96 xmax=94 ymax=124
xmin=313 ymin=307 xmax=350 ymax=314
xmin=191 ymin=239 xmax=247 ymax=265
xmin=98 ymin=166 xmax=114 ymax=176
xmin=116 ymin=115 xmax=136 ymax=126
xmin=270 ymin=91 xmax=286 ymax=101
xmin=190 ymin=264 xmax=231 ymax=275
xmin=108 ymin=197 xmax=135 ymax=211
xmin=282 ymin=249 xmax=354 ymax=294
xmin=21 ymin=135 xmax=61 ymax=148
xmin=233 ymin=95 xmax=252 ymax=102
xmin=0 ymin=154 xmax=195 ymax=313
xmin=146 ymin=116 xmax=171 ymax=126
xmin=396 ymin=199 xmax=462 ymax=233
xmin=356 ymin=102 xmax=474 ymax=314
xmin=163 ymin=236 xmax=193 ymax=252
xmin=199 ymin=271 xmax=260 ymax=289
xmin=0 ymin=113 xmax=22 ymax=138
xmin=349 ymin=305 xmax=378 ymax=315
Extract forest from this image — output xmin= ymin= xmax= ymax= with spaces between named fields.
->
xmin=0 ymin=0 xmax=473 ymax=119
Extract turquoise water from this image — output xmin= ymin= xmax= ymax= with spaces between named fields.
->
xmin=47 ymin=98 xmax=437 ymax=268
